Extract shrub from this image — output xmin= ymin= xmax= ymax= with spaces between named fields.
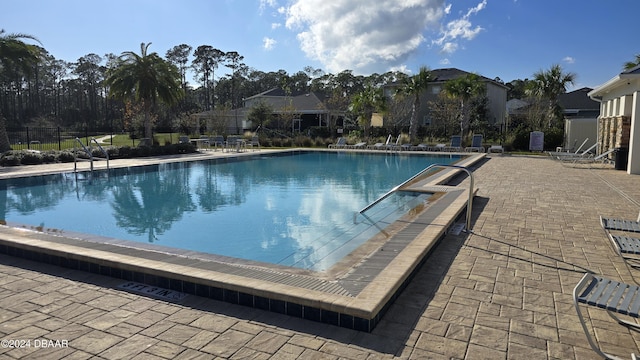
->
xmin=42 ymin=151 xmax=57 ymax=163
xmin=57 ymin=151 xmax=75 ymax=163
xmin=17 ymin=151 xmax=42 ymax=165
xmin=0 ymin=152 xmax=21 ymax=166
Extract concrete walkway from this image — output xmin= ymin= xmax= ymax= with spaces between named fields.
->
xmin=0 ymin=153 xmax=639 ymax=359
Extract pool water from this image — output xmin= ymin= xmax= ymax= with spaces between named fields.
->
xmin=0 ymin=151 xmax=461 ymax=271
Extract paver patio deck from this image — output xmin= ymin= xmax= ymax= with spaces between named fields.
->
xmin=0 ymin=152 xmax=639 ymax=359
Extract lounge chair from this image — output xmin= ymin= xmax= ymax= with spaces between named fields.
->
xmin=551 ymin=143 xmax=597 ymax=161
xmin=387 ymin=135 xmax=402 ymax=151
xmin=601 ymin=214 xmax=640 ymax=233
xmin=548 ymin=138 xmax=589 ymax=157
xmin=347 ymin=142 xmax=367 ymax=149
xmin=573 ymin=273 xmax=640 ymax=360
xmin=328 ymin=137 xmax=347 ymax=149
xmin=367 ymin=135 xmax=392 ymax=150
xmin=433 ymin=144 xmax=447 ymax=151
xmin=411 ymin=144 xmax=430 ymax=151
xmin=465 ymin=134 xmax=485 ymax=152
xmin=568 ymin=148 xmax=616 ymax=165
xmin=488 ymin=145 xmax=504 ymax=154
xmin=444 ymin=135 xmax=462 ymax=152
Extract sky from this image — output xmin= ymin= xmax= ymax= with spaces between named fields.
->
xmin=2 ymin=0 xmax=639 ymax=91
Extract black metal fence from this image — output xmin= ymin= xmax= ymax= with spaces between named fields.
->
xmin=7 ymin=127 xmax=112 ymax=151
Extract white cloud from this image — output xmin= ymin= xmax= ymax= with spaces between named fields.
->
xmin=271 ymin=23 xmax=281 ymax=30
xmin=284 ymin=0 xmax=447 ymax=74
xmin=263 ymin=37 xmax=277 ymax=50
xmin=433 ymin=0 xmax=486 ymax=55
xmin=563 ymin=56 xmax=575 ymax=64
xmin=439 ymin=58 xmax=451 ymax=65
xmin=440 ymin=42 xmax=458 ymax=54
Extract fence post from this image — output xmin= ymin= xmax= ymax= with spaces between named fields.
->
xmin=26 ymin=127 xmax=31 ymax=149
xmin=57 ymin=127 xmax=62 ymax=150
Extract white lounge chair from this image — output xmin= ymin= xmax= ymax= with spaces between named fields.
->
xmin=551 ymin=143 xmax=597 ymax=161
xmin=568 ymin=148 xmax=616 ymax=165
xmin=367 ymin=135 xmax=392 ymax=150
xmin=488 ymin=145 xmax=504 ymax=154
xmin=328 ymin=137 xmax=347 ymax=149
xmin=411 ymin=144 xmax=430 ymax=151
xmin=347 ymin=142 xmax=367 ymax=149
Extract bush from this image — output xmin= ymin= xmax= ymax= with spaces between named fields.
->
xmin=57 ymin=151 xmax=75 ymax=163
xmin=16 ymin=151 xmax=42 ymax=165
xmin=0 ymin=151 xmax=22 ymax=166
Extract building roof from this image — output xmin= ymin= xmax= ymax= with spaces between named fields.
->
xmin=244 ymin=88 xmax=328 ymax=114
xmin=588 ymin=65 xmax=640 ymax=99
xmin=558 ymin=87 xmax=599 ymax=111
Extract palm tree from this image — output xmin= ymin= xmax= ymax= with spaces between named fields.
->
xmin=349 ymin=85 xmax=386 ymax=138
xmin=0 ymin=29 xmax=41 ymax=152
xmin=525 ymin=64 xmax=575 ymax=128
xmin=395 ymin=66 xmax=432 ymax=142
xmin=444 ymin=73 xmax=485 ymax=139
xmin=104 ymin=42 xmax=183 ymax=141
xmin=624 ymin=54 xmax=640 ymax=71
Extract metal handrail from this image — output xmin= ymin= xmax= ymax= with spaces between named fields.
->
xmin=357 ymin=164 xmax=475 ymax=231
xmin=90 ymin=137 xmax=109 ymax=170
xmin=74 ymin=137 xmax=93 ymax=172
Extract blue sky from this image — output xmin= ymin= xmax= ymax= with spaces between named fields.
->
xmin=2 ymin=0 xmax=639 ymax=90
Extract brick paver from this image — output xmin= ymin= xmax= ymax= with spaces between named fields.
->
xmin=0 ymin=154 xmax=639 ymax=359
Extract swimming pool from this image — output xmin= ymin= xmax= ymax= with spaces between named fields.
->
xmin=0 ymin=151 xmax=461 ymax=271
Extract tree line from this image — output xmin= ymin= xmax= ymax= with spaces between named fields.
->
xmin=3 ymin=28 xmax=640 ymax=152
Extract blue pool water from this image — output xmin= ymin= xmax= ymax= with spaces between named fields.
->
xmin=0 ymin=151 xmax=461 ymax=270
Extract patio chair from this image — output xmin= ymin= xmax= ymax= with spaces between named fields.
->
xmin=573 ymin=272 xmax=640 ymax=360
xmin=411 ymin=144 xmax=430 ymax=151
xmin=211 ymin=135 xmax=225 ymax=151
xmin=552 ymin=143 xmax=597 ymax=161
xmin=568 ymin=148 xmax=617 ymax=165
xmin=328 ymin=137 xmax=347 ymax=149
xmin=247 ymin=136 xmax=260 ymax=151
xmin=465 ymin=134 xmax=485 ymax=152
xmin=387 ymin=135 xmax=402 ymax=151
xmin=601 ymin=214 xmax=640 ymax=233
xmin=549 ymin=138 xmax=590 ymax=156
xmin=347 ymin=141 xmax=367 ymax=149
xmin=198 ymin=135 xmax=210 ymax=150
xmin=488 ymin=145 xmax=504 ymax=154
xmin=444 ymin=135 xmax=462 ymax=152
xmin=432 ymin=143 xmax=447 ymax=151
xmin=367 ymin=135 xmax=392 ymax=150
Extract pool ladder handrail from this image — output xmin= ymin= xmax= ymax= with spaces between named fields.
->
xmin=356 ymin=164 xmax=474 ymax=232
xmin=73 ymin=137 xmax=109 ymax=173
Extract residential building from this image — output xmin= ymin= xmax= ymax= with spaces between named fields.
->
xmin=384 ymin=68 xmax=508 ymax=131
xmin=588 ymin=65 xmax=640 ymax=174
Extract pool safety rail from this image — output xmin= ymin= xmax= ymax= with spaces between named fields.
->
xmin=356 ymin=164 xmax=474 ymax=232
xmin=73 ymin=137 xmax=109 ymax=173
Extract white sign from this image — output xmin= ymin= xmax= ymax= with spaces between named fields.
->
xmin=529 ymin=131 xmax=544 ymax=151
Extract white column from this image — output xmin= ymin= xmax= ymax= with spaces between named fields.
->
xmin=627 ymin=91 xmax=640 ymax=174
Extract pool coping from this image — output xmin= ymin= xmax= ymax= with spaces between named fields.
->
xmin=0 ymin=149 xmax=485 ymax=331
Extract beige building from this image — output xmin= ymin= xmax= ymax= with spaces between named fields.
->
xmin=588 ymin=65 xmax=640 ymax=174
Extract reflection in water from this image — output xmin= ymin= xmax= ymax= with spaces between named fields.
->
xmin=0 ymin=152 xmax=460 ymax=270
